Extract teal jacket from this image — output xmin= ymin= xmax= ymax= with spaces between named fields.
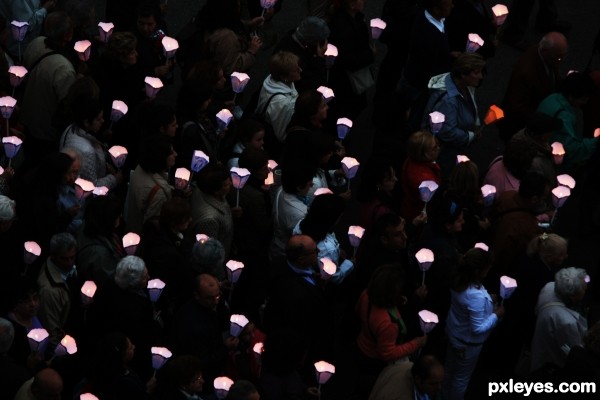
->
xmin=537 ymin=93 xmax=598 ymax=169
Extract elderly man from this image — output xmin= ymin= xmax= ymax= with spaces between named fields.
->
xmin=530 ymin=267 xmax=588 ymax=373
xmin=37 ymin=232 xmax=78 ymax=353
xmin=263 ymin=234 xmax=335 ymax=378
xmin=171 ymin=274 xmax=238 ymax=396
xmin=500 ymin=32 xmax=568 ymax=141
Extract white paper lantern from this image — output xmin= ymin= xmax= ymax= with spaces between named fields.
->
xmin=151 ymin=346 xmax=172 ymax=370
xmin=317 ymin=86 xmax=335 ymax=103
xmin=551 ymin=186 xmax=570 ymax=208
xmin=348 ymin=225 xmax=365 ymax=248
xmin=122 ymin=232 xmax=141 ymax=255
xmin=147 ymin=279 xmax=166 ymax=303
xmin=144 ymin=77 xmax=163 ymax=98
xmin=418 ymin=310 xmax=439 ymax=333
xmin=226 ymin=260 xmax=245 ymax=283
xmin=74 ymin=40 xmax=92 ymax=62
xmin=341 ymin=157 xmax=360 ymax=179
xmin=314 ymin=361 xmax=336 ymax=384
xmin=161 ymin=36 xmax=179 ymax=58
xmin=231 ymin=72 xmax=251 ymax=93
xmin=230 ymin=314 xmax=250 ymax=337
xmin=466 ymin=33 xmax=485 ymax=53
xmin=110 ymin=100 xmax=128 ymax=122
xmin=370 ymin=18 xmax=387 ymax=39
xmin=98 ymin=22 xmax=114 ymax=42
xmin=336 ymin=117 xmax=353 ymax=140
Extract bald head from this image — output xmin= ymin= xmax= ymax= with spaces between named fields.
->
xmin=31 ymin=368 xmax=63 ymax=400
xmin=286 ymin=235 xmax=318 ymax=268
xmin=194 ymin=274 xmax=221 ymax=309
xmin=539 ymin=32 xmax=568 ymax=65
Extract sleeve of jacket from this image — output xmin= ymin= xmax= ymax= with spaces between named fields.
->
xmin=435 ymin=95 xmax=473 ymax=147
xmin=466 ymin=290 xmax=498 ymax=335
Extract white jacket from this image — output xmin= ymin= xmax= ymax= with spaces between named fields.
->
xmin=256 ymin=75 xmax=298 ymax=142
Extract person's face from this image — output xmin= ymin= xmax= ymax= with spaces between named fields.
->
xmin=136 ymin=15 xmax=157 ymax=38
xmin=84 ymin=110 xmax=104 ymax=134
xmin=382 ymin=220 xmax=408 ymax=250
xmin=436 ymin=0 xmax=454 ymax=18
xmin=286 ymin=63 xmax=302 ymax=82
xmin=52 ymin=247 xmax=77 ymax=272
xmin=63 ymin=159 xmax=81 ymax=185
xmin=122 ymin=49 xmax=138 ymax=66
xmin=255 ymin=164 xmax=269 ymax=182
xmin=166 ymin=147 xmax=177 ymax=169
xmin=247 ymin=130 xmax=265 ymax=150
xmin=14 ymin=292 xmax=40 ymax=319
xmin=415 ymin=366 xmax=444 ymax=396
xmin=215 ymin=69 xmax=226 ymax=90
xmin=381 ymin=167 xmax=398 ymax=193
xmin=315 ymin=100 xmax=328 ymax=122
xmin=197 ymin=283 xmax=221 ymax=310
xmin=216 ymin=177 xmax=233 ymax=198
xmin=424 ymin=139 xmax=441 ymax=162
xmin=546 ymin=246 xmax=568 ymax=269
xmin=297 ymin=179 xmax=314 ymax=196
xmin=185 ymin=373 xmax=204 ymax=394
xmin=463 ymin=68 xmax=483 ymax=88
xmin=161 ymin=117 xmax=178 ymax=137
xmin=125 ymin=338 xmax=135 ymax=362
xmin=299 ymin=242 xmax=319 ymax=267
xmin=447 ymin=211 xmax=465 ymax=233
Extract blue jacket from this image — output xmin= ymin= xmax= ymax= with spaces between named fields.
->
xmin=423 ymin=73 xmax=480 ymax=149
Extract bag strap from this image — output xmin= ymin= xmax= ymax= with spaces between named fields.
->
xmin=142 ymin=183 xmax=162 ymax=217
xmin=29 ymin=50 xmax=60 ymax=72
xmin=259 ymin=92 xmax=286 ymax=118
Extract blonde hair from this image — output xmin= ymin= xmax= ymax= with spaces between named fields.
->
xmin=268 ymin=51 xmax=300 ymax=82
xmin=451 ymin=52 xmax=486 ymax=79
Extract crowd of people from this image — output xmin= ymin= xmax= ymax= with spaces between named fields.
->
xmin=0 ymin=0 xmax=599 ymax=399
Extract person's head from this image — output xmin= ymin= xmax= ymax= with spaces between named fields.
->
xmin=524 ymin=112 xmax=563 ymax=145
xmin=138 ymin=102 xmax=178 ymax=138
xmin=293 ymin=90 xmax=328 ymax=128
xmin=195 ymin=163 xmax=232 ymax=198
xmin=448 ymin=160 xmax=480 ymax=203
xmin=412 ymin=355 xmax=444 ymax=396
xmin=60 ymin=148 xmax=82 ymax=186
xmin=236 ymin=119 xmax=265 ymax=151
xmin=554 ymin=267 xmax=587 ymax=305
xmin=44 ymin=12 xmax=74 ymax=48
xmin=83 ymin=194 xmax=122 ymax=238
xmin=373 ymin=213 xmax=408 ymax=251
xmin=357 ymin=159 xmax=397 ymax=202
xmin=367 ymin=264 xmax=405 ymax=308
xmin=268 ymin=52 xmax=302 ymax=83
xmin=114 ymin=256 xmax=149 ymax=291
xmin=428 ymin=193 xmax=465 ymax=234
xmin=0 ymin=317 xmax=14 ymax=354
xmin=527 ymin=233 xmax=568 ymax=270
xmin=583 ymin=321 xmax=600 ymax=357
xmin=294 ymin=17 xmax=329 ymax=56
xmin=239 ymin=148 xmax=269 ymax=183
xmin=30 ymin=368 xmax=63 ymax=400
xmin=518 ymin=171 xmax=550 ymax=213
xmin=49 ymin=233 xmax=77 ymax=272
xmin=186 ymin=60 xmax=226 ymax=89
xmin=559 ymin=71 xmax=595 ymax=108
xmin=407 ymin=131 xmax=440 ymax=163
xmin=135 ymin=2 xmax=160 ymax=38
xmin=300 ymin=194 xmax=345 ymax=242
xmin=159 ymin=197 xmax=192 ymax=233
xmin=64 ymin=0 xmax=96 ymax=32
xmin=423 ymin=0 xmax=454 ymax=19
xmin=0 ymin=195 xmax=16 ymax=233
xmin=177 ymin=79 xmax=213 ymax=120
xmin=281 ymin=164 xmax=316 ymax=195
xmin=286 ymin=235 xmax=319 ymax=269
xmin=107 ymin=32 xmax=138 ymax=65
xmin=454 ymin=247 xmax=493 ymax=291
xmin=190 ymin=238 xmax=226 ymax=280
xmin=539 ymin=32 xmax=568 ymax=66
xmin=164 ymin=355 xmax=205 ymax=395
xmin=451 ymin=52 xmax=486 ymax=88
xmin=36 ymin=152 xmax=79 ymax=188
xmin=138 ymin=134 xmax=177 ymax=173
xmin=225 ymin=380 xmax=260 ymax=400
xmin=193 ymin=274 xmax=221 ymax=310
xmin=341 ymin=0 xmax=366 ymax=14
xmin=72 ymin=97 xmax=104 ymax=134
xmin=8 ymin=278 xmax=39 ymax=320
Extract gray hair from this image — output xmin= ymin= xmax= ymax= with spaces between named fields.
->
xmin=0 ymin=317 xmax=15 ymax=354
xmin=50 ymin=233 xmax=77 ymax=256
xmin=554 ymin=267 xmax=587 ymax=300
xmin=114 ymin=256 xmax=147 ymax=290
xmin=190 ymin=239 xmax=225 ymax=281
xmin=0 ymin=195 xmax=16 ymax=221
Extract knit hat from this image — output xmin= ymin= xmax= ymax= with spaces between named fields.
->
xmin=295 ymin=17 xmax=330 ymax=47
xmin=0 ymin=195 xmax=15 ymax=221
xmin=526 ymin=112 xmax=563 ymax=136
